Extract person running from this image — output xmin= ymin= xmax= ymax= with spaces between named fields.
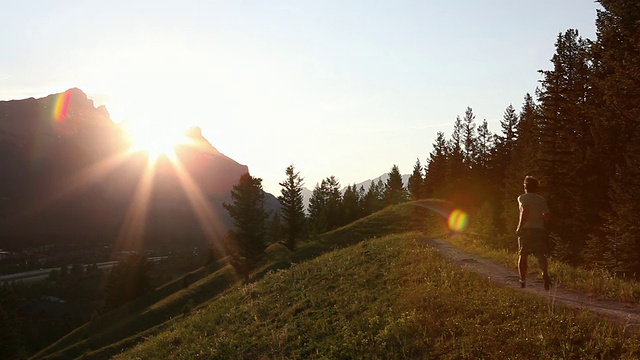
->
xmin=516 ymin=176 xmax=551 ymax=290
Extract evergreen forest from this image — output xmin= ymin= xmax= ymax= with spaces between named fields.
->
xmin=235 ymin=0 xmax=640 ymax=278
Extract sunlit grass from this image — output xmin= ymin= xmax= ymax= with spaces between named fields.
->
xmin=447 ymin=233 xmax=640 ymax=305
xmin=34 ymin=202 xmax=640 ymax=359
xmin=115 ymin=232 xmax=640 ymax=359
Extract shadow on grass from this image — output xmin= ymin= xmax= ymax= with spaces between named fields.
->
xmin=34 ymin=201 xmax=448 ymax=360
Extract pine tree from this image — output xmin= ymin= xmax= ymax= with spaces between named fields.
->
xmin=491 ymin=104 xmax=520 ymax=234
xmin=357 ymin=185 xmax=367 ymax=211
xmin=446 ymin=116 xmax=467 ymax=199
xmin=362 ymin=179 xmax=385 ymax=215
xmin=461 ymin=107 xmax=478 ymax=169
xmin=424 ymin=132 xmax=448 ymax=199
xmin=278 ymin=165 xmax=306 ymax=250
xmin=536 ymin=29 xmax=593 ymax=264
xmin=493 ymin=104 xmax=519 ymax=183
xmin=385 ymin=165 xmax=408 ymax=206
xmin=586 ymin=0 xmax=640 ymax=272
xmin=501 ymin=94 xmax=541 ymax=235
xmin=599 ymin=133 xmax=640 ymax=274
xmin=223 ymin=173 xmax=268 ymax=280
xmin=267 ymin=211 xmax=284 ymax=245
xmin=324 ymin=176 xmax=342 ymax=230
xmin=341 ymin=184 xmax=362 ymax=225
xmin=472 ymin=119 xmax=497 ymax=229
xmin=408 ymin=158 xmax=426 ymax=200
xmin=308 ymin=182 xmax=327 ymax=233
xmin=475 ymin=119 xmax=493 ymax=173
xmin=307 ymin=176 xmax=342 ymax=233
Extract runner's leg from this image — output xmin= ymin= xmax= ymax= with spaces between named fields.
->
xmin=518 ymin=252 xmax=528 ymax=287
xmin=536 ymin=254 xmax=551 ymax=290
xmin=518 ymin=236 xmax=528 ymax=287
xmin=537 ymin=254 xmax=548 ymax=277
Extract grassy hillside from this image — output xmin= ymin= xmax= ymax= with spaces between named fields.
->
xmin=115 ymin=232 xmax=640 ymax=359
xmin=32 ymin=259 xmax=241 ymax=360
xmin=33 ymin=202 xmax=640 ymax=359
xmin=453 ymin=230 xmax=640 ymax=305
xmin=32 ymin=202 xmax=444 ymax=360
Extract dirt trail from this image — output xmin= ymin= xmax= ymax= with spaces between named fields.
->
xmin=423 ymin=237 xmax=640 ymax=334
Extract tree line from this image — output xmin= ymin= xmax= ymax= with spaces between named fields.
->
xmin=221 ymin=164 xmax=411 ymax=279
xmin=223 ymin=0 xmax=639 ymax=279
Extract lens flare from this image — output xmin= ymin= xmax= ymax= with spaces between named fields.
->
xmin=54 ymin=90 xmax=72 ymax=121
xmin=448 ymin=209 xmax=469 ymax=231
xmin=410 ymin=200 xmax=469 ymax=232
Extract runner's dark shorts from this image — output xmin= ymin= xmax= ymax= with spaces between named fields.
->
xmin=518 ymin=228 xmax=550 ymax=256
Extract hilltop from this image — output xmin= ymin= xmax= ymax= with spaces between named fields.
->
xmin=32 ymin=202 xmax=640 ymax=359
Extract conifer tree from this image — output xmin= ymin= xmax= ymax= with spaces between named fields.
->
xmin=501 ymin=94 xmax=541 ymax=234
xmin=362 ymin=179 xmax=385 ymax=215
xmin=482 ymin=104 xmax=518 ymax=233
xmin=267 ymin=211 xmax=283 ymax=245
xmin=472 ymin=119 xmax=496 ymax=220
xmin=424 ymin=132 xmax=448 ymax=198
xmin=223 ymin=173 xmax=268 ymax=280
xmin=493 ymin=104 xmax=519 ymax=183
xmin=475 ymin=119 xmax=493 ymax=173
xmin=278 ymin=165 xmax=306 ymax=250
xmin=537 ymin=29 xmax=593 ymax=263
xmin=408 ymin=158 xmax=426 ymax=200
xmin=308 ymin=176 xmax=342 ymax=233
xmin=446 ymin=116 xmax=466 ymax=198
xmin=597 ymin=133 xmax=640 ymax=273
xmin=341 ymin=184 xmax=362 ymax=225
xmin=308 ymin=182 xmax=327 ymax=233
xmin=385 ymin=165 xmax=408 ymax=206
xmin=461 ymin=107 xmax=478 ymax=169
xmin=324 ymin=176 xmax=342 ymax=230
xmin=357 ymin=185 xmax=367 ymax=209
xmin=585 ymin=0 xmax=640 ymax=272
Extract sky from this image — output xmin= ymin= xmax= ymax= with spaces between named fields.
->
xmin=1 ymin=1 xmax=601 ymax=195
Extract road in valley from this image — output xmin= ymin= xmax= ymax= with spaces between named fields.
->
xmin=0 ymin=257 xmax=167 ymax=284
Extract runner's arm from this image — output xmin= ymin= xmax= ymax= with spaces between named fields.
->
xmin=516 ymin=205 xmax=529 ymax=235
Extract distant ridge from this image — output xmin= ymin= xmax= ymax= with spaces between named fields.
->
xmin=346 ymin=173 xmax=411 ymax=191
xmin=299 ymin=173 xmax=410 ymax=210
xmin=0 ymin=89 xmax=262 ymax=252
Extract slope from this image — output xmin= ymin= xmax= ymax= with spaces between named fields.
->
xmin=31 ymin=202 xmax=442 ymax=360
xmin=35 ymin=201 xmax=640 ymax=359
xmin=425 ymin=237 xmax=640 ymax=331
xmin=115 ymin=232 xmax=640 ymax=359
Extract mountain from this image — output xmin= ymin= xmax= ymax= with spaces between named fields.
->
xmin=0 ymin=89 xmax=258 ymax=252
xmin=347 ymin=173 xmax=411 ymax=191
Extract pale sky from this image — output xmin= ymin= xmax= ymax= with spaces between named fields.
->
xmin=1 ymin=1 xmax=600 ymax=194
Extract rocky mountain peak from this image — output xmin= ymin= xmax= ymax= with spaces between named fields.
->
xmin=0 ymin=88 xmax=112 ymax=139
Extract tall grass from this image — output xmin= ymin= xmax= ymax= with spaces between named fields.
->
xmin=34 ymin=202 xmax=640 ymax=359
xmin=449 ymin=232 xmax=640 ymax=304
xmin=33 ymin=261 xmax=240 ymax=360
xmin=116 ymin=232 xmax=640 ymax=359
xmin=34 ymin=202 xmax=443 ymax=360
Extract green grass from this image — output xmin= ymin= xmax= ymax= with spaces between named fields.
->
xmin=33 ymin=259 xmax=241 ymax=360
xmin=450 ymin=232 xmax=640 ymax=304
xmin=32 ymin=201 xmax=640 ymax=359
xmin=32 ymin=202 xmax=443 ymax=360
xmin=115 ymin=232 xmax=640 ymax=359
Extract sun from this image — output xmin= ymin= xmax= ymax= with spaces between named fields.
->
xmin=121 ymin=122 xmax=189 ymax=159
